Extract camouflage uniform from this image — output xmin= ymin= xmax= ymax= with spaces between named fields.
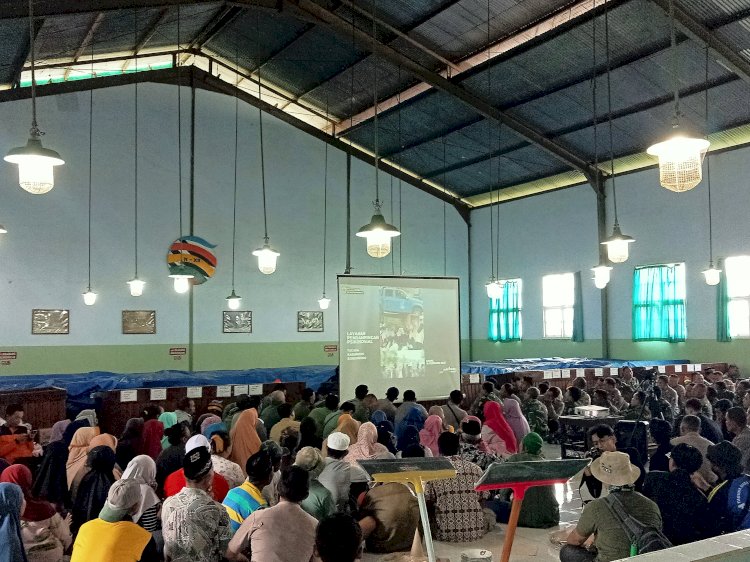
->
xmin=470 ymin=391 xmax=502 ymax=417
xmin=522 ymin=399 xmax=549 ymax=438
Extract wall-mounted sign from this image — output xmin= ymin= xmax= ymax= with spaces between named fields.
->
xmin=120 ymin=390 xmax=138 ymax=403
xmin=186 ymin=387 xmax=202 ymax=399
xmin=150 ymin=388 xmax=167 ymax=401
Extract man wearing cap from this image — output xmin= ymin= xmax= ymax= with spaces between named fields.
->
xmin=163 ymin=434 xmax=230 ymax=501
xmin=561 ymin=451 xmax=661 ymax=562
xmin=318 ymin=432 xmax=369 ymax=512
xmin=294 ymin=446 xmax=335 ymax=521
xmin=694 ymin=440 xmax=750 ymax=536
xmin=643 ymin=443 xmax=708 ymax=545
xmin=162 ymin=445 xmax=233 ymax=562
xmin=222 ymin=450 xmax=273 ymax=532
xmin=71 ymin=479 xmax=160 ymax=562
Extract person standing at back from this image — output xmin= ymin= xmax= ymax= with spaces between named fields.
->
xmin=375 ymin=387 xmax=399 ymax=423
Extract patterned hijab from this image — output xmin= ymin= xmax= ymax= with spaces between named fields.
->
xmin=345 ymin=422 xmax=389 ymax=462
xmin=419 ymin=415 xmax=444 ymax=456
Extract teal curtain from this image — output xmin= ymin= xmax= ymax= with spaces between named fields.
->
xmin=488 ymin=280 xmax=521 ymax=342
xmin=717 ymin=258 xmax=732 ymax=342
xmin=632 ymin=265 xmax=686 ymax=342
xmin=572 ymin=271 xmax=584 ymax=342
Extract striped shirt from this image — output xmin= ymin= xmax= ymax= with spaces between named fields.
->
xmin=222 ymin=481 xmax=267 ymax=532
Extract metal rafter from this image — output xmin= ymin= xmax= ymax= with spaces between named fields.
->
xmin=122 ymin=7 xmax=168 ymax=71
xmin=63 ymin=12 xmax=105 ymax=80
xmin=10 ymin=16 xmax=42 ymax=88
xmin=287 ymin=0 xmax=601 ymax=181
xmin=0 ymin=1 xmax=277 ymax=19
xmin=186 ymin=5 xmax=243 ymax=52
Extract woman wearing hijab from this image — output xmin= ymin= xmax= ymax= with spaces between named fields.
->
xmin=117 ymin=418 xmax=144 ymax=470
xmin=121 ymin=455 xmax=161 ymax=532
xmin=298 ymin=417 xmax=322 ymax=450
xmin=229 ymin=408 xmax=262 ymax=473
xmin=344 ymin=423 xmax=392 ymax=464
xmin=66 ymin=427 xmax=98 ymax=489
xmin=200 ymin=415 xmax=222 ymax=437
xmin=503 ymin=398 xmax=531 ymax=444
xmin=62 ymin=410 xmax=98 ymax=446
xmin=71 ymin=433 xmax=120 ymax=504
xmin=158 ymin=412 xmax=178 ymax=450
xmin=32 ymin=442 xmax=69 ymax=511
xmin=209 ymin=431 xmax=245 ymax=489
xmin=1 ymin=465 xmax=72 ymax=562
xmin=71 ymin=445 xmax=117 ymax=535
xmin=376 ymin=420 xmax=397 ymax=454
xmin=370 ymin=410 xmax=388 ymax=426
xmin=141 ymin=405 xmax=164 ymax=461
xmin=396 ymin=426 xmax=433 ymax=457
xmin=394 ymin=407 xmax=426 ymax=450
xmin=48 ymin=420 xmax=70 ymax=445
xmin=482 ymin=401 xmax=518 ymax=456
xmin=428 ymin=406 xmax=454 ymax=433
xmin=0 ymin=482 xmax=28 ymax=562
xmin=419 ymin=415 xmax=444 ymax=457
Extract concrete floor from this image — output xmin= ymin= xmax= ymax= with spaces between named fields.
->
xmin=362 ymin=443 xmax=579 ymax=562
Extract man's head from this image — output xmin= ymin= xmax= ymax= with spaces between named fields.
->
xmin=657 ymin=375 xmax=669 ymax=391
xmin=386 ymin=387 xmax=399 ymax=402
xmin=728 ymin=365 xmax=740 ymax=380
xmin=621 ymin=367 xmax=633 ymax=380
xmin=325 ymin=394 xmax=340 ymax=411
xmin=714 ymin=380 xmax=727 ymax=393
xmin=589 ymin=424 xmax=617 ymax=452
xmin=526 ymin=387 xmax=540 ymax=401
xmin=680 ymin=414 xmax=701 ymax=436
xmin=277 ymin=403 xmax=293 ymax=420
xmin=573 ymin=377 xmax=587 ymax=390
xmin=714 ymin=399 xmax=733 ymax=423
xmin=246 ymin=450 xmax=274 ymax=488
xmin=591 ymin=451 xmax=640 ymax=487
xmin=248 ymin=395 xmax=261 ymax=411
xmin=403 ymin=390 xmax=416 ymax=402
xmin=294 ymin=446 xmax=325 ymax=479
xmin=567 ymin=386 xmax=582 ymax=403
xmin=235 ymin=394 xmax=252 ymax=411
xmin=183 ymin=446 xmax=213 ymax=490
xmin=685 ymin=398 xmax=702 ymax=416
xmin=631 ymin=390 xmax=645 ymax=407
xmin=649 ymin=418 xmax=672 ymax=445
xmin=269 ymin=390 xmax=286 ymax=406
xmin=354 ymin=385 xmax=369 ymax=400
xmin=340 ymin=402 xmax=356 ymax=414
xmin=693 ymin=383 xmax=708 ymax=399
xmin=302 ymin=388 xmax=316 ymax=404
xmin=668 ymin=443 xmax=703 ymax=475
xmin=482 ymin=381 xmax=495 ymax=395
xmin=437 ymin=431 xmax=460 ymax=456
xmin=593 ymin=389 xmax=609 ymax=407
xmin=538 ymin=382 xmax=550 ymax=395
xmin=668 ymin=373 xmax=680 ymax=387
xmin=449 ymin=390 xmax=464 ymax=405
xmin=315 ymin=513 xmax=363 ymax=562
xmin=519 ymin=376 xmax=533 ymax=392
xmin=604 ymin=377 xmax=617 ymax=391
xmin=4 ymin=404 xmax=23 ymax=427
xmin=326 ymin=432 xmax=350 ymax=459
xmin=177 ymin=397 xmax=195 ymax=415
xmin=707 ymin=441 xmax=743 ymax=480
xmin=277 ymin=465 xmax=309 ymax=503
xmin=726 ymin=407 xmax=748 ymax=436
xmin=548 ymin=386 xmax=561 ymax=399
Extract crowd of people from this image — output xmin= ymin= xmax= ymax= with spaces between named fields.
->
xmin=0 ymin=365 xmax=747 ymax=561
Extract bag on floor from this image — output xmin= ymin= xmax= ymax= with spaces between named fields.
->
xmin=603 ymin=493 xmax=672 ymax=555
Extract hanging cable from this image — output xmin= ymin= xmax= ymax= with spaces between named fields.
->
xmin=87 ymin=20 xmax=95 ymax=291
xmin=134 ymin=7 xmax=139 ymax=278
xmin=28 ymin=0 xmax=39 ymax=136
xmin=486 ymin=0 xmax=495 ymax=280
xmin=257 ymin=13 xmax=269 ymax=242
xmin=604 ymin=4 xmax=619 ymax=225
xmin=323 ymin=94 xmax=329 ymax=293
xmin=231 ymin=37 xmax=240 ymax=290
xmin=443 ymin=137 xmax=447 ymax=277
xmin=705 ymin=44 xmax=714 ymax=265
xmin=372 ymin=0 xmax=380 ymax=206
xmin=177 ymin=1 xmax=183 ymax=236
xmin=669 ymin=0 xmax=680 ymax=124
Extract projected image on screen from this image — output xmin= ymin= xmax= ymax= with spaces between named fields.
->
xmin=338 ymin=276 xmax=460 ymax=402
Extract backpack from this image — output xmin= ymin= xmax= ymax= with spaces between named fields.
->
xmin=603 ymin=492 xmax=672 ymax=556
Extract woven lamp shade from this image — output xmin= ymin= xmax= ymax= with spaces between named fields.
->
xmin=647 ymin=136 xmax=710 ymax=192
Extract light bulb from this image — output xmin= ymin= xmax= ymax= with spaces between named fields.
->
xmin=485 ymin=280 xmax=503 ymax=299
xmin=252 ymin=244 xmax=280 ymax=275
xmin=82 ymin=289 xmax=97 ymax=306
xmin=647 ymin=135 xmax=710 ymax=192
xmin=226 ymin=290 xmax=242 ymax=310
xmin=318 ymin=296 xmax=331 ymax=310
xmin=592 ymin=264 xmax=613 ymax=289
xmin=601 ymin=224 xmax=635 ymax=264
xmin=703 ymin=265 xmax=721 ymax=286
xmin=127 ymin=278 xmax=145 ymax=297
xmin=172 ymin=276 xmax=192 ymax=294
xmin=5 ymin=138 xmax=64 ymax=195
xmin=356 ymin=209 xmax=400 ymax=259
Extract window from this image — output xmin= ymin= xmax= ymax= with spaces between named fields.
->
xmin=488 ymin=279 xmax=522 ymax=341
xmin=632 ymin=263 xmax=686 ymax=342
xmin=726 ymin=256 xmax=750 ymax=337
xmin=542 ymin=273 xmax=574 ymax=338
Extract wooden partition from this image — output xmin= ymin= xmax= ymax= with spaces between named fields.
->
xmin=98 ymin=382 xmax=306 ymax=437
xmin=0 ymin=387 xmax=66 ymax=431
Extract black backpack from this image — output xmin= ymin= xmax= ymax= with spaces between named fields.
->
xmin=603 ymin=492 xmax=672 ymax=556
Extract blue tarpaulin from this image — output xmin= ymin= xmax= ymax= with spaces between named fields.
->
xmin=460 ymin=358 xmax=689 ymax=376
xmin=0 ymin=366 xmax=338 ymax=409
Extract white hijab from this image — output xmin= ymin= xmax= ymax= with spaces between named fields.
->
xmin=121 ymin=455 xmax=160 ymax=524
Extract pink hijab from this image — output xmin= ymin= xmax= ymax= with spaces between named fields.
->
xmin=503 ymin=398 xmax=530 ymax=443
xmin=344 ymin=422 xmax=389 ymax=463
xmin=419 ymin=415 xmax=444 ymax=456
xmin=483 ymin=401 xmax=518 ymax=454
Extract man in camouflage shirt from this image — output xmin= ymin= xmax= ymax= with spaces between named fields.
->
xmin=470 ymin=381 xmax=503 ymax=417
xmin=522 ymin=387 xmax=549 ymax=438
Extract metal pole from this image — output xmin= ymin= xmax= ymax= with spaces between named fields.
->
xmin=595 ymin=178 xmax=610 ymax=359
xmin=414 ymin=483 xmax=437 ymax=562
xmin=345 ymin=152 xmax=352 ymax=275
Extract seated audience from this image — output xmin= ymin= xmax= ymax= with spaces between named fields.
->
xmin=490 ymin=433 xmax=559 ymax=529
xmin=643 ymin=443 xmax=708 ymax=545
xmin=293 ymin=446 xmax=335 ymax=521
xmin=71 ymin=445 xmax=118 ymax=534
xmin=308 ymin=394 xmax=339 ymax=439
xmin=322 ymin=402 xmax=357 ymax=440
xmin=156 ymin=422 xmax=190 ymax=496
xmin=458 ymin=417 xmax=497 ymax=471
xmin=396 ymin=425 xmax=432 ymax=458
xmin=141 ymin=405 xmax=164 ymax=461
xmin=695 ymin=441 xmax=750 ymax=535
xmin=66 ymin=427 xmax=99 ymax=489
xmin=503 ymin=398 xmax=530 ymax=444
xmin=563 ymin=386 xmax=585 ymax=416
xmin=162 ymin=445 xmax=232 ymax=561
xmin=1 ymin=464 xmax=72 ymax=562
xmin=425 ymin=432 xmax=491 ymax=542
xmin=648 ymin=387 xmax=675 ymax=425
xmin=591 ymin=389 xmax=610 ymax=409
xmin=375 ymin=387 xmax=399 ymax=423
xmin=116 ymin=418 xmax=145 ymax=470
xmin=209 ymin=431 xmax=245 ymax=489
xmin=581 ymin=425 xmax=644 ymax=498
xmin=394 ymin=390 xmax=428 ymax=425
xmin=671 ymin=415 xmax=717 ymax=486
xmin=345 ymin=422 xmax=392 ymax=463
xmin=668 ymin=374 xmax=687 ymax=412
xmin=62 ymin=409 xmax=98 ymax=446
xmin=229 ymin=407 xmax=262 ymax=473
xmin=358 ymin=476 xmax=419 ymax=553
xmin=561 ymin=451 xmax=661 ymax=562
xmin=622 ymin=390 xmax=651 ymax=421
xmin=174 ymin=397 xmax=195 ymax=426
xmin=164 ymin=436 xmax=230 ymax=502
xmin=442 ymin=389 xmax=468 ymax=429
xmin=269 ymin=403 xmax=300 ymax=444
xmin=120 ymin=455 xmax=161 ymax=532
xmin=428 ymin=405 xmax=453 ymax=433
xmin=260 ymin=390 xmax=286 ymax=433
xmin=292 ymin=388 xmax=316 ymax=422
xmin=318 ymin=432 xmax=369 ymax=512
xmin=714 ymin=399 xmax=734 ymax=440
xmin=419 ymin=415 xmax=444 ymax=456
xmin=648 ymin=418 xmax=673 ymax=472
xmin=680 ymin=398 xmax=723 ymax=443
xmin=32 ymin=441 xmax=70 ymax=511
xmin=298 ymin=417 xmax=323 ymax=450
xmin=693 ymin=383 xmax=714 ymax=418
xmin=222 ymin=450 xmax=272 ymax=532
xmin=395 ymin=406 xmax=427 ymax=451
xmin=726 ymin=406 xmax=750 ymax=470
xmin=522 ymin=387 xmax=549 ymax=438
xmin=470 ymin=382 xmax=502 ymax=418
xmin=70 ymin=433 xmax=120 ymax=501
xmin=657 ymin=374 xmax=679 ymax=416
xmin=0 ymin=482 xmax=27 ymax=562
xmin=0 ymin=404 xmax=34 ymax=464
xmin=226 ymin=466 xmax=318 ymax=562
xmin=571 ymin=377 xmax=592 ymax=405
xmin=482 ymin=401 xmax=517 ymax=456
xmin=316 ymin=513 xmax=363 ymax=562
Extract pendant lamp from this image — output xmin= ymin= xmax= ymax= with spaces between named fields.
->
xmin=226 ymin=43 xmax=243 ymax=309
xmin=5 ymin=0 xmax=64 ymax=194
xmin=592 ymin=263 xmax=613 ymax=289
xmin=483 ymin=0 xmax=500 ymax=299
xmin=701 ymin=47 xmax=720 ymax=286
xmin=83 ymin=39 xmax=97 ymax=306
xmin=319 ymin=106 xmax=331 ymax=310
xmin=128 ymin=9 xmax=145 ymax=296
xmin=646 ymin=0 xmax=709 ymax=192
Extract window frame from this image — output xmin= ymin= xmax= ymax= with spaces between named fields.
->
xmin=542 ymin=272 xmax=575 ymax=339
xmin=632 ymin=262 xmax=687 ymax=343
xmin=725 ymin=256 xmax=750 ymax=339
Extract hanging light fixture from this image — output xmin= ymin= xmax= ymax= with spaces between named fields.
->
xmin=128 ymin=9 xmax=145 ymax=296
xmin=646 ymin=0 xmax=709 ymax=192
xmin=592 ymin=263 xmax=613 ymax=289
xmin=701 ymin=46 xmax=721 ymax=286
xmin=5 ymin=0 xmax=64 ymax=194
xmin=169 ymin=6 xmax=192 ymax=294
xmin=357 ymin=1 xmax=400 ymax=258
xmin=252 ymin=16 xmax=280 ymax=274
xmin=319 ymin=100 xmax=331 ymax=310
xmin=83 ymin=37 xmax=97 ymax=306
xmin=226 ymin=41 xmax=243 ymax=310
xmin=601 ymin=4 xmax=635 ymax=264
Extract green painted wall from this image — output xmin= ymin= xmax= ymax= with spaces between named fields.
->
xmin=470 ymin=339 xmax=604 ymax=361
